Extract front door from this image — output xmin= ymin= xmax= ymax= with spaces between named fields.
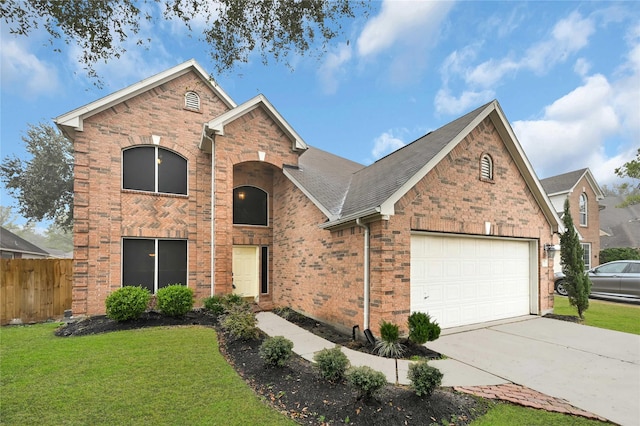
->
xmin=232 ymin=246 xmax=259 ymax=298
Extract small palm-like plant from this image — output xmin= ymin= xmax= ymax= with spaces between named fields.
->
xmin=374 ymin=320 xmax=405 ymax=384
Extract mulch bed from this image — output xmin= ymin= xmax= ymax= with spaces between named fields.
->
xmin=55 ymin=309 xmax=491 ymax=425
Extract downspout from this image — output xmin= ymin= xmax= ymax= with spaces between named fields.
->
xmin=205 ymin=131 xmax=216 ymax=296
xmin=355 ymin=218 xmax=370 ymax=330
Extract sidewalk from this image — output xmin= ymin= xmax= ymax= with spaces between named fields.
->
xmin=256 ymin=312 xmax=608 ymax=422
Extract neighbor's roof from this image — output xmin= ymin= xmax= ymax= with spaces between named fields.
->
xmin=540 ymin=168 xmax=604 ymax=200
xmin=0 ymin=226 xmax=49 ymax=257
xmin=599 ymin=196 xmax=640 ymax=249
xmin=287 ymin=100 xmax=562 ymax=232
xmin=55 ymin=59 xmax=236 ymax=138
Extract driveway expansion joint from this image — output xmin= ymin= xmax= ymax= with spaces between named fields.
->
xmin=453 ymin=384 xmax=608 ymax=422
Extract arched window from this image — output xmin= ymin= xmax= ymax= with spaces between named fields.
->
xmin=233 ymin=186 xmax=268 ymax=226
xmin=184 ymin=91 xmax=200 ymax=110
xmin=480 ymin=153 xmax=493 ymax=181
xmin=123 ymin=146 xmax=187 ymax=195
xmin=579 ymin=193 xmax=587 ymax=226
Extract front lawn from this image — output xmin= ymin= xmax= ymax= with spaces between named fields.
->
xmin=0 ymin=324 xmax=294 ymax=426
xmin=553 ymin=296 xmax=640 ymax=335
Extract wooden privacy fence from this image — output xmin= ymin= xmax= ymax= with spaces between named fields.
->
xmin=1 ymin=259 xmax=73 ymax=325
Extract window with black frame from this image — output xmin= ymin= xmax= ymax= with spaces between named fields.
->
xmin=233 ymin=186 xmax=268 ymax=226
xmin=123 ymin=147 xmax=187 ymax=195
xmin=122 ymin=238 xmax=187 ymax=293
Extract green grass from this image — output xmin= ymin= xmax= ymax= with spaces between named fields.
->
xmin=0 ymin=324 xmax=294 ymax=426
xmin=553 ymin=296 xmax=640 ymax=335
xmin=470 ymin=403 xmax=611 ymax=426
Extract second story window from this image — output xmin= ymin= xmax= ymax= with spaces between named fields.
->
xmin=579 ymin=193 xmax=587 ymax=226
xmin=123 ymin=146 xmax=187 ymax=195
xmin=233 ymin=186 xmax=268 ymax=226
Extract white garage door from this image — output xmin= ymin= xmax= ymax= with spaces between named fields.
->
xmin=411 ymin=234 xmax=534 ymax=329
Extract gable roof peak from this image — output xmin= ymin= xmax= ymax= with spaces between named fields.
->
xmin=55 ymin=59 xmax=236 ymax=138
xmin=540 ymin=168 xmax=604 ymax=200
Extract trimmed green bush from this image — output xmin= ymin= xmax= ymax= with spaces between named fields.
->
xmin=374 ymin=320 xmax=405 ymax=358
xmin=408 ymin=312 xmax=441 ymax=345
xmin=202 ymin=295 xmax=225 ymax=316
xmin=408 ymin=361 xmax=443 ymax=397
xmin=346 ymin=366 xmax=387 ymax=400
xmin=313 ymin=346 xmax=350 ymax=382
xmin=220 ymin=303 xmax=259 ymax=340
xmin=600 ymin=247 xmax=640 ymax=263
xmin=105 ymin=286 xmax=151 ymax=321
xmin=156 ymin=284 xmax=194 ymax=317
xmin=259 ymin=336 xmax=294 ymax=367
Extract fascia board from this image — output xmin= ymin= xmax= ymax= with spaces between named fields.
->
xmin=379 ymin=101 xmax=497 ymax=216
xmin=206 ymin=94 xmax=308 ymax=151
xmin=319 ymin=208 xmax=383 ymax=230
xmin=490 ymin=104 xmax=563 ymax=234
xmin=282 ymin=167 xmax=335 ymax=220
xmin=55 ymin=59 xmax=236 ymax=134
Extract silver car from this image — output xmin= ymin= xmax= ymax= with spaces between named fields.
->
xmin=555 ymin=260 xmax=640 ymax=301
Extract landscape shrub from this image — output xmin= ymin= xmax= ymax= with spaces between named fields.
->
xmin=408 ymin=312 xmax=441 ymax=344
xmin=346 ymin=366 xmax=387 ymax=400
xmin=313 ymin=346 xmax=350 ymax=382
xmin=156 ymin=284 xmax=194 ymax=317
xmin=259 ymin=336 xmax=294 ymax=367
xmin=202 ymin=295 xmax=225 ymax=316
xmin=599 ymin=247 xmax=640 ymax=263
xmin=220 ymin=303 xmax=259 ymax=340
xmin=408 ymin=361 xmax=443 ymax=397
xmin=374 ymin=320 xmax=405 ymax=358
xmin=105 ymin=286 xmax=151 ymax=321
xmin=221 ymin=293 xmax=245 ymax=307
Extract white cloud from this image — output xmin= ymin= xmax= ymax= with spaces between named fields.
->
xmin=317 ymin=43 xmax=353 ymax=94
xmin=465 ymin=58 xmax=519 ymax=88
xmin=357 ymin=1 xmax=452 ymax=58
xmin=574 ymin=58 xmax=591 ymax=76
xmin=0 ymin=36 xmax=60 ymax=97
xmin=370 ymin=130 xmax=407 ymax=161
xmin=513 ymin=74 xmax=622 ymax=184
xmin=434 ymin=88 xmax=494 ymax=115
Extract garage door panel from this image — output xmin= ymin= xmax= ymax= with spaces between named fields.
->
xmin=411 ymin=234 xmax=532 ymax=328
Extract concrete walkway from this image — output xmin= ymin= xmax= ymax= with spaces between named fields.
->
xmin=255 ymin=312 xmax=611 ymax=423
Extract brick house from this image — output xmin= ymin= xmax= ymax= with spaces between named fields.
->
xmin=540 ymin=169 xmax=604 ymax=272
xmin=55 ymin=59 xmax=561 ymax=333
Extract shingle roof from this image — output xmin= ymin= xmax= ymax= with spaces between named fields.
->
xmin=340 ymin=101 xmax=492 ymax=218
xmin=539 ymin=169 xmax=589 ymax=195
xmin=284 ymin=147 xmax=364 ymax=218
xmin=600 ymin=196 xmax=640 ymax=249
xmin=0 ymin=226 xmax=49 ymax=256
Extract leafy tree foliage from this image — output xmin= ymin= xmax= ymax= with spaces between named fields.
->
xmin=1 ymin=0 xmax=368 ymax=82
xmin=599 ymin=247 xmax=640 ymax=264
xmin=614 ymin=148 xmax=640 ymax=206
xmin=559 ymin=199 xmax=591 ymax=319
xmin=1 ymin=123 xmax=73 ymax=232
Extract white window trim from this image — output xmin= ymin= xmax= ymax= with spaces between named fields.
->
xmin=579 ymin=193 xmax=588 ymax=226
xmin=581 ymin=242 xmax=591 ymax=270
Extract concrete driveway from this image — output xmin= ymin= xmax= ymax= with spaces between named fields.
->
xmin=425 ymin=316 xmax=640 ymax=426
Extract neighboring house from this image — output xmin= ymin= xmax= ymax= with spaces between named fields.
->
xmin=55 ymin=59 xmax=561 ymax=333
xmin=600 ymin=195 xmax=640 ymax=250
xmin=540 ymin=168 xmax=604 ymax=272
xmin=0 ymin=226 xmax=49 ymax=259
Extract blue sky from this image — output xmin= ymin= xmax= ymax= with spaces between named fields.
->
xmin=1 ymin=1 xmax=639 ymax=227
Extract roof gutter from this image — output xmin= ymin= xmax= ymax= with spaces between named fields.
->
xmin=355 ymin=218 xmax=370 ymax=331
xmin=319 ymin=207 xmax=387 ymax=230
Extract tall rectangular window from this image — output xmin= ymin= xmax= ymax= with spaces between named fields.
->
xmin=581 ymin=243 xmax=591 ymax=270
xmin=123 ymin=238 xmax=187 ymax=292
xmin=260 ymin=246 xmax=269 ymax=294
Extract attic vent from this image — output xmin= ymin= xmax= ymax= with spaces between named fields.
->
xmin=184 ymin=91 xmax=200 ymax=111
xmin=480 ymin=153 xmax=493 ymax=181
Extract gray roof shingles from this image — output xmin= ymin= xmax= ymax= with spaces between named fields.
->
xmin=290 ymin=101 xmax=492 ymax=221
xmin=600 ymin=196 xmax=640 ymax=249
xmin=0 ymin=226 xmax=49 ymax=256
xmin=539 ymin=168 xmax=588 ymax=195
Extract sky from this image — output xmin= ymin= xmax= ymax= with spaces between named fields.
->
xmin=1 ymin=1 xmax=639 ymax=227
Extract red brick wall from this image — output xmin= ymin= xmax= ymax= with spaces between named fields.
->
xmin=273 ymin=116 xmax=556 ymax=334
xmin=72 ymin=72 xmax=230 ymax=315
xmin=566 ymin=175 xmax=601 ymax=268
